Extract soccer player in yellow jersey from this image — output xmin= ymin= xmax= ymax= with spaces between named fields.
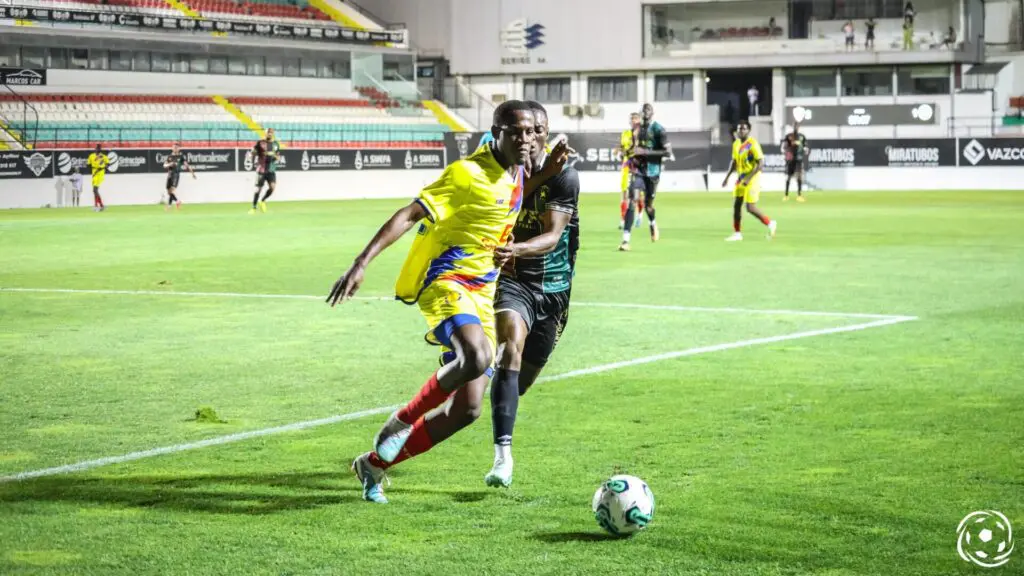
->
xmin=615 ymin=113 xmax=641 ymax=230
xmin=327 ymin=100 xmax=570 ymax=504
xmin=86 ymin=144 xmax=109 ymax=212
xmin=722 ymin=120 xmax=777 ymax=241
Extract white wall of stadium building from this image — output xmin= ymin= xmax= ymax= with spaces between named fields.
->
xmin=14 ymin=69 xmax=358 ymax=98
xmin=461 ymin=72 xmax=705 ymax=132
xmin=6 ymin=166 xmax=1021 ymax=210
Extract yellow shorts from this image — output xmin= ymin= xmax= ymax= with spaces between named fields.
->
xmin=417 ymin=279 xmax=497 ymax=356
xmin=92 ymin=173 xmax=105 ymax=187
xmin=620 ymin=167 xmax=632 ymax=193
xmin=734 ymin=179 xmax=761 ymax=203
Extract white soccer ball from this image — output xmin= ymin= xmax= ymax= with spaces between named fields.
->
xmin=592 ymin=474 xmax=655 ymax=537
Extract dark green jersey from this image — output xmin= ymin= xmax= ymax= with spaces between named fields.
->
xmin=504 ymin=166 xmax=580 ymax=293
xmin=637 ymin=121 xmax=668 ymax=177
xmin=255 ymin=140 xmax=281 ymax=173
xmin=783 ymin=133 xmax=808 ymax=161
xmin=165 ymin=152 xmax=187 ymax=174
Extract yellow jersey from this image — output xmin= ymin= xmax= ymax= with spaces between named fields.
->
xmin=620 ymin=129 xmax=636 ymax=168
xmin=395 ymin=145 xmax=524 ymax=304
xmin=87 ymin=153 xmax=109 ymax=175
xmin=732 ymin=137 xmax=764 ymax=181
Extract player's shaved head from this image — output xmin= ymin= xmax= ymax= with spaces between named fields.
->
xmin=641 ymin=103 xmax=654 ymax=122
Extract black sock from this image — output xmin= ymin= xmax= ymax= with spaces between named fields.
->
xmin=168 ymin=192 xmax=177 ymax=204
xmin=623 ymin=204 xmax=635 ymax=234
xmin=647 ymin=207 xmax=656 ymax=228
xmin=252 ymin=191 xmax=261 ymax=208
xmin=490 ymin=368 xmax=520 ymax=447
xmin=261 ymin=188 xmax=274 ymax=202
xmin=785 ymin=179 xmax=790 ymax=196
xmin=798 ymin=180 xmax=803 ymax=195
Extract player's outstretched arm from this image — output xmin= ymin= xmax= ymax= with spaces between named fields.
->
xmin=326 ymin=200 xmax=428 ymax=306
xmin=496 ymin=210 xmax=571 ymax=267
xmin=526 ymin=140 xmax=573 ymax=194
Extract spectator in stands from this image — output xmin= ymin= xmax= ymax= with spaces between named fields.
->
xmin=769 ymin=17 xmax=778 ymax=37
xmin=944 ymin=26 xmax=957 ymax=49
xmin=904 ymin=2 xmax=916 ymax=24
xmin=747 ymin=85 xmax=760 ymax=117
xmin=903 ymin=16 xmax=914 ymax=50
xmin=843 ymin=20 xmax=855 ymax=51
xmin=865 ymin=18 xmax=876 ymax=50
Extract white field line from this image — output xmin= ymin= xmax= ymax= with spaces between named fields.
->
xmin=0 ymin=287 xmax=914 ymax=321
xmin=0 ymin=315 xmax=916 ymax=483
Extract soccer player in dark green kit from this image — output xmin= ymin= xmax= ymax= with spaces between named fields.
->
xmin=162 ymin=143 xmax=196 ymax=211
xmin=485 ymin=100 xmax=580 ymax=487
xmin=250 ymin=128 xmax=280 ymax=214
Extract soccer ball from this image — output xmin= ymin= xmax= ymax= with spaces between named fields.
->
xmin=957 ymin=510 xmax=1015 ymax=568
xmin=592 ymin=474 xmax=655 ymax=537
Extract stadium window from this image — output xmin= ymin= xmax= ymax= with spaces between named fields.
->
xmin=108 ymin=50 xmax=132 ymax=72
xmin=0 ymin=45 xmax=18 ymax=67
xmin=134 ymin=51 xmax=151 ymax=73
xmin=70 ymin=49 xmax=89 ymax=70
xmin=228 ymin=56 xmax=246 ymax=76
xmin=654 ymin=74 xmax=693 ymax=101
xmin=300 ymin=58 xmax=317 ymax=78
xmin=787 ymin=68 xmax=837 ymax=97
xmin=523 ymin=78 xmax=571 ymax=103
xmin=841 ymin=67 xmax=893 ymax=96
xmin=171 ymin=53 xmax=189 ymax=74
xmin=335 ymin=53 xmax=351 ymax=79
xmin=897 ymin=65 xmax=950 ymax=96
xmin=151 ymin=52 xmax=171 ymax=73
xmin=246 ymin=56 xmax=264 ymax=76
xmin=283 ymin=58 xmax=300 ymax=77
xmin=317 ymin=59 xmax=335 ymax=78
xmin=89 ymin=50 xmax=109 ymax=71
xmin=588 ymin=76 xmax=638 ymax=103
xmin=265 ymin=56 xmax=283 ymax=76
xmin=20 ymin=47 xmax=45 ymax=69
xmin=190 ymin=55 xmax=209 ymax=74
xmin=49 ymin=48 xmax=68 ymax=69
xmin=209 ymin=56 xmax=228 ymax=75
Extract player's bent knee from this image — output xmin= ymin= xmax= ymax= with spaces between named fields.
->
xmin=460 ymin=344 xmax=493 ymax=380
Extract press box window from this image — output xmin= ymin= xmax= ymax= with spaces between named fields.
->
xmin=588 ymin=76 xmax=638 ymax=103
xmin=523 ymin=78 xmax=571 ymax=103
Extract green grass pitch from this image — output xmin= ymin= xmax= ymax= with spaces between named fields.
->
xmin=0 ymin=191 xmax=1022 ymax=576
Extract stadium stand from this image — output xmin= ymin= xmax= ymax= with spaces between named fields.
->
xmin=0 ymin=94 xmax=448 ymax=149
xmin=16 ymin=0 xmax=336 ymax=24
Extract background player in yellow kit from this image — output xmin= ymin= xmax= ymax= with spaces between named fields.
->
xmin=326 ymin=100 xmax=570 ymax=504
xmin=722 ymin=120 xmax=777 ymax=241
xmin=86 ymin=144 xmax=109 ymax=212
xmin=615 ymin=113 xmax=642 ymax=230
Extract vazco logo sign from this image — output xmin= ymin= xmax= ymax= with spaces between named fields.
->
xmin=500 ymin=19 xmax=546 ymax=65
xmin=961 ymin=138 xmax=1024 ymax=166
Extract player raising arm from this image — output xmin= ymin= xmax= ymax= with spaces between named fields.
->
xmin=327 ymin=100 xmax=571 ymax=504
xmin=722 ymin=120 xmax=777 ymax=241
xmin=484 ymin=100 xmax=580 ymax=488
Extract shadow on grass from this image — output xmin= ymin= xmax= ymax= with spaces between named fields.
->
xmin=533 ymin=531 xmax=618 ymax=543
xmin=0 ymin=472 xmax=363 ymax=515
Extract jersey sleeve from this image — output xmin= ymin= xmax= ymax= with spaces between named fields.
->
xmin=546 ymin=169 xmax=579 ymax=215
xmin=652 ymin=123 xmax=668 ymax=149
xmin=416 ymin=162 xmax=469 ymax=223
xmin=752 ymin=140 xmax=765 ymax=161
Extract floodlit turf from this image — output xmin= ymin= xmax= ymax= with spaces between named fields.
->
xmin=1 ymin=191 xmax=1022 ymax=576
